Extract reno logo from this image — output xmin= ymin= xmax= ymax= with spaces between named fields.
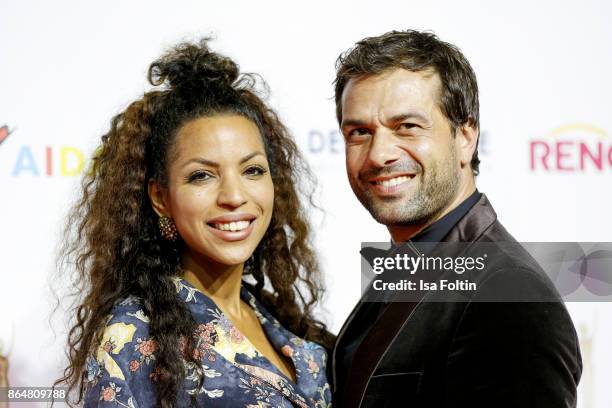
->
xmin=530 ymin=124 xmax=611 ymax=172
xmin=0 ymin=124 xmax=14 ymax=147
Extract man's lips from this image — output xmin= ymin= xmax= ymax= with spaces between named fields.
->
xmin=368 ymin=173 xmax=416 ymax=181
xmin=366 ymin=174 xmax=417 ymax=195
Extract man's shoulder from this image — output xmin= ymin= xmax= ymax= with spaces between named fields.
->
xmin=470 ymin=212 xmax=531 ymax=267
xmin=469 ymin=222 xmax=563 ymax=304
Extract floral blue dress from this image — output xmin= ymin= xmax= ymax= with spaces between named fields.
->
xmin=84 ymin=277 xmax=332 ymax=407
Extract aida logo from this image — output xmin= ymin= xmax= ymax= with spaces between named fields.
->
xmin=0 ymin=123 xmax=91 ymax=177
xmin=11 ymin=145 xmax=86 ymax=177
xmin=530 ymin=124 xmax=611 ymax=172
xmin=2 ymin=125 xmax=87 ymax=176
xmin=0 ymin=124 xmax=13 ymax=147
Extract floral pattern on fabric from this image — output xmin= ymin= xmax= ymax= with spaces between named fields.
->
xmin=83 ymin=278 xmax=332 ymax=407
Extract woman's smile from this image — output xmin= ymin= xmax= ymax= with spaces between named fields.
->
xmin=206 ymin=213 xmax=257 ymax=242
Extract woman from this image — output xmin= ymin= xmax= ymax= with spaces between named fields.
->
xmin=57 ymin=39 xmax=334 ymax=407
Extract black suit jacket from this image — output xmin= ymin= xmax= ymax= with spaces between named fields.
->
xmin=332 ymin=194 xmax=582 ymax=407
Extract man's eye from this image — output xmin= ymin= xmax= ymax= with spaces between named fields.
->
xmin=352 ymin=128 xmax=370 ymax=136
xmin=187 ymin=171 xmax=212 ymax=182
xmin=244 ymin=165 xmax=267 ymax=177
xmin=398 ymin=123 xmax=417 ymax=131
xmin=347 ymin=128 xmax=371 ymax=140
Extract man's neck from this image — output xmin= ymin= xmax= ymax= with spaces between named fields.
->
xmin=388 ymin=183 xmax=476 ymax=243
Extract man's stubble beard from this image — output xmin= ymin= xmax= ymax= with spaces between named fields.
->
xmin=353 ymin=146 xmax=461 ymax=228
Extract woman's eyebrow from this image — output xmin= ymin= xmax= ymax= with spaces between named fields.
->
xmin=182 ymin=151 xmax=265 ymax=169
xmin=182 ymin=157 xmax=219 ymax=168
xmin=239 ymin=151 xmax=265 ymax=164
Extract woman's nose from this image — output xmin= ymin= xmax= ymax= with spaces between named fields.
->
xmin=216 ymin=173 xmax=248 ymax=209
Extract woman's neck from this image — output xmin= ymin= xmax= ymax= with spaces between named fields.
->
xmin=181 ymin=250 xmax=245 ymax=317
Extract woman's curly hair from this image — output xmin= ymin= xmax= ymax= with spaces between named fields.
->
xmin=56 ymin=39 xmax=334 ymax=407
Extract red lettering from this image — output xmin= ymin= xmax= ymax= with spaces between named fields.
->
xmin=556 ymin=141 xmax=574 ymax=171
xmin=530 ymin=141 xmax=550 ymax=170
xmin=46 ymin=146 xmax=53 ymax=176
xmin=580 ymin=142 xmax=603 ymax=170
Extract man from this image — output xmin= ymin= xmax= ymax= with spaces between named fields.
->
xmin=332 ymin=30 xmax=582 ymax=407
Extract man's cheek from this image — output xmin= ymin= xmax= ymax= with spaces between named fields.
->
xmin=345 ymin=159 xmax=359 ymax=179
xmin=346 ymin=149 xmax=364 ymax=171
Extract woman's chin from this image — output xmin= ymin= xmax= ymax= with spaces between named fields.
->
xmin=208 ymin=249 xmax=255 ymax=269
xmin=182 ymin=244 xmax=256 ymax=271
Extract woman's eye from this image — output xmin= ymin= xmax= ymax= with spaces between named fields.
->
xmin=187 ymin=171 xmax=212 ymax=183
xmin=244 ymin=165 xmax=267 ymax=177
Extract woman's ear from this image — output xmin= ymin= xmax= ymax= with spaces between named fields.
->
xmin=148 ymin=178 xmax=170 ymax=217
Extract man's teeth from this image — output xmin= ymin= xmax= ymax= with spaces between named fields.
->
xmin=213 ymin=220 xmax=251 ymax=232
xmin=376 ymin=176 xmax=410 ymax=187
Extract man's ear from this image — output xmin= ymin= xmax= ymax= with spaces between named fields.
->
xmin=456 ymin=122 xmax=479 ymax=168
xmin=148 ymin=178 xmax=170 ymax=217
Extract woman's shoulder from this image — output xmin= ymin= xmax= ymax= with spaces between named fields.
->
xmin=99 ymin=295 xmax=156 ymax=366
xmin=84 ymin=307 xmax=159 ymax=407
xmin=89 ymin=296 xmax=157 ymax=379
xmin=84 ymin=295 xmax=159 ymax=405
xmin=107 ymin=295 xmax=150 ymax=327
xmin=98 ymin=295 xmax=152 ymax=345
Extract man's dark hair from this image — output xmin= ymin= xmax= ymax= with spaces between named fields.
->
xmin=334 ymin=30 xmax=481 ymax=175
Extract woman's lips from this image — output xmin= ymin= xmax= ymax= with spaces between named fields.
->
xmin=206 ymin=217 xmax=256 ymax=242
xmin=207 ymin=213 xmax=256 ymax=224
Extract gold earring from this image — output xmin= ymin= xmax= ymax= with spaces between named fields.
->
xmin=158 ymin=216 xmax=179 ymax=241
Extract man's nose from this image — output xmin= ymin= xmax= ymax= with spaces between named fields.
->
xmin=216 ymin=173 xmax=248 ymax=209
xmin=367 ymin=130 xmax=401 ymax=168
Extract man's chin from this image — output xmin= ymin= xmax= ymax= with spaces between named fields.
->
xmin=369 ymin=207 xmax=412 ymax=226
xmin=365 ymin=201 xmax=435 ymax=227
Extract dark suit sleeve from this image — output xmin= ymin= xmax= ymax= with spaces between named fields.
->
xmin=444 ymin=267 xmax=582 ymax=408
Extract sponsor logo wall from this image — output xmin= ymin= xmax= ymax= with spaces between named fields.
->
xmin=530 ymin=124 xmax=611 ymax=172
xmin=1 ymin=1 xmax=611 ymax=406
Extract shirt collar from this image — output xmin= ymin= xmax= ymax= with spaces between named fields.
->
xmin=169 ymin=277 xmax=320 ymax=406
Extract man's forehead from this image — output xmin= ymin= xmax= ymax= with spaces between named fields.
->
xmin=341 ymin=68 xmax=442 ymax=119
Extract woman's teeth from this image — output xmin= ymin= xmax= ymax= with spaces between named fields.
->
xmin=376 ymin=176 xmax=410 ymax=187
xmin=213 ymin=220 xmax=251 ymax=232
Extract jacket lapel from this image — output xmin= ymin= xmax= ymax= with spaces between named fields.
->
xmin=334 ymin=194 xmax=498 ymax=407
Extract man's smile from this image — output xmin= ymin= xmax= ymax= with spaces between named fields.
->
xmin=366 ymin=174 xmax=417 ymax=196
